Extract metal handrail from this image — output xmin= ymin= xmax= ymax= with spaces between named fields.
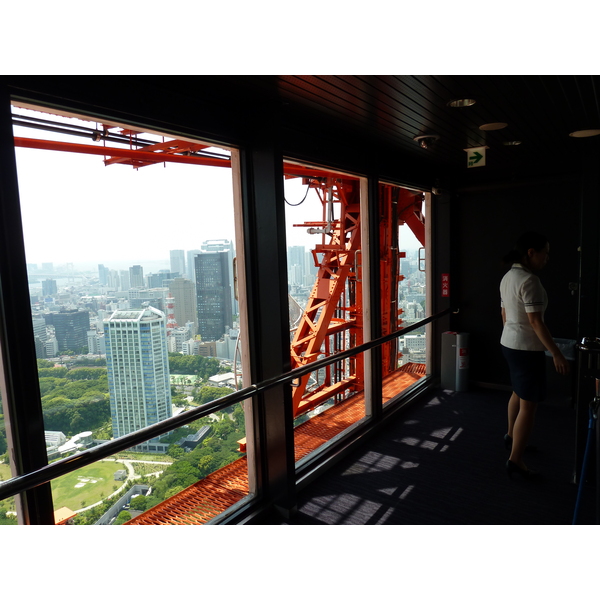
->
xmin=0 ymin=308 xmax=451 ymax=502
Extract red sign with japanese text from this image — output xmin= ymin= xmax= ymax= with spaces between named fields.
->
xmin=441 ymin=273 xmax=450 ymax=297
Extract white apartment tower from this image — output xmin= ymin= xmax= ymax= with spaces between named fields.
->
xmin=104 ymin=307 xmax=172 ymax=452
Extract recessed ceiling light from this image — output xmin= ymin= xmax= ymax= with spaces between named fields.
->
xmin=447 ymin=98 xmax=476 ymax=108
xmin=479 ymin=122 xmax=508 ymax=131
xmin=503 ymin=141 xmax=522 ymax=146
xmin=569 ymin=129 xmax=600 ymax=138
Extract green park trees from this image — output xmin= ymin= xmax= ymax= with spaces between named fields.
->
xmin=167 ymin=353 xmax=220 ymax=380
xmin=37 ymin=360 xmax=110 ymax=436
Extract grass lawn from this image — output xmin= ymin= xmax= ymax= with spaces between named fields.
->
xmin=51 ymin=461 xmax=122 ymax=511
xmin=0 ymin=463 xmax=12 ymax=482
xmin=113 ymin=452 xmax=172 ymax=462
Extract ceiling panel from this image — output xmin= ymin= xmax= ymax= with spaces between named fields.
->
xmin=265 ymin=75 xmax=600 ymax=175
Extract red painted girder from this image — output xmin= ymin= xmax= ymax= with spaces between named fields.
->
xmin=13 ymin=137 xmax=231 ymax=168
xmin=291 ymin=224 xmax=360 ymax=414
xmin=295 ymin=377 xmax=357 ymax=416
xmin=14 ymin=136 xmax=362 ymax=180
xmin=397 ymin=188 xmax=425 ymax=246
xmin=104 ymin=138 xmax=213 ymax=166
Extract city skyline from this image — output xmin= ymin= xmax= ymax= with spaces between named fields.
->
xmin=27 ymin=240 xmax=425 ymax=274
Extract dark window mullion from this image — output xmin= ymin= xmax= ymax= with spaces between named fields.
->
xmin=0 ymin=86 xmax=55 ymax=524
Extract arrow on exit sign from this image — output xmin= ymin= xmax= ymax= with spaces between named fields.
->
xmin=465 ymin=146 xmax=488 ymax=168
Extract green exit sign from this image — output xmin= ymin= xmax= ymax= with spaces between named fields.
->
xmin=465 ymin=146 xmax=488 ymax=168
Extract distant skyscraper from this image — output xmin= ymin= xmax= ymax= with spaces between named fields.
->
xmin=201 ymin=239 xmax=236 ymax=314
xmin=287 ymin=246 xmax=306 ymax=286
xmin=45 ymin=310 xmax=90 ymax=353
xmin=119 ymin=270 xmax=130 ymax=291
xmin=98 ymin=264 xmax=109 ymax=285
xmin=129 ymin=265 xmax=144 ymax=288
xmin=104 ymin=307 xmax=172 ymax=452
xmin=146 ymin=271 xmax=178 ymax=288
xmin=170 ymin=249 xmax=185 ymax=277
xmin=32 ymin=316 xmax=47 ymax=343
xmin=42 ymin=279 xmax=58 ymax=296
xmin=107 ymin=269 xmax=120 ymax=290
xmin=195 ymin=252 xmax=233 ymax=341
xmin=169 ymin=277 xmax=197 ymax=328
xmin=186 ymin=249 xmax=201 ymax=282
xmin=32 ymin=316 xmax=47 ymax=359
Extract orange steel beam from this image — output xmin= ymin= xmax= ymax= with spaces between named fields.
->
xmin=379 ymin=184 xmax=398 ymax=375
xmin=378 ymin=185 xmax=426 ymax=375
xmin=14 ymin=136 xmax=358 ymax=182
xmin=103 ymin=138 xmax=213 ymax=167
xmin=13 ymin=137 xmax=231 ymax=168
xmin=290 ymin=177 xmax=362 ymax=418
xmin=295 ymin=376 xmax=357 ymax=415
xmin=397 ymin=188 xmax=425 ymax=246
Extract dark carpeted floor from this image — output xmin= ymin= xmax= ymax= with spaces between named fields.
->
xmin=282 ymin=386 xmax=597 ymax=525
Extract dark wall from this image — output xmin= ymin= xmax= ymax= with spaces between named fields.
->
xmin=453 ymin=175 xmax=582 ymax=386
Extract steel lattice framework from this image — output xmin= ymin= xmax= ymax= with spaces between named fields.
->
xmin=288 ymin=176 xmax=362 ymax=417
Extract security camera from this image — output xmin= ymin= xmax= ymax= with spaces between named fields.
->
xmin=413 ymin=134 xmax=440 ymax=149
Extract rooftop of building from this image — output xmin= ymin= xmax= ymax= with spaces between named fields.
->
xmin=106 ymin=307 xmax=164 ymax=322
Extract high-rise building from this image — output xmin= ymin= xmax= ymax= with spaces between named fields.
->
xmin=195 ymin=251 xmax=233 ymax=341
xmin=186 ymin=249 xmax=201 ymax=282
xmin=32 ymin=316 xmax=47 ymax=359
xmin=42 ymin=279 xmax=57 ymax=296
xmin=128 ymin=287 xmax=168 ymax=311
xmin=45 ymin=336 xmax=59 ymax=358
xmin=169 ymin=277 xmax=197 ymax=329
xmin=32 ymin=316 xmax=47 ymax=343
xmin=104 ymin=307 xmax=172 ymax=452
xmin=146 ymin=271 xmax=178 ymax=288
xmin=129 ymin=265 xmax=144 ymax=288
xmin=170 ymin=249 xmax=185 ymax=277
xmin=98 ymin=264 xmax=109 ymax=286
xmin=287 ymin=246 xmax=306 ymax=286
xmin=119 ymin=270 xmax=130 ymax=291
xmin=87 ymin=330 xmax=106 ymax=355
xmin=45 ymin=310 xmax=90 ymax=353
xmin=201 ymin=239 xmax=236 ymax=314
xmin=107 ymin=269 xmax=120 ymax=290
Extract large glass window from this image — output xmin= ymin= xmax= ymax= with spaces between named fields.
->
xmin=284 ymin=161 xmax=367 ymax=460
xmin=378 ymin=182 xmax=431 ymax=405
xmin=4 ymin=104 xmax=249 ymax=524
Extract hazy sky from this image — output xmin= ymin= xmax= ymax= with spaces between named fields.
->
xmin=12 ymin=106 xmax=421 ymax=273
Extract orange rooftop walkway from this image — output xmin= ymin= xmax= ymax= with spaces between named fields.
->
xmin=126 ymin=363 xmax=426 ymax=525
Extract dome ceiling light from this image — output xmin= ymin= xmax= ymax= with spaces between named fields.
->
xmin=569 ymin=129 xmax=600 ymax=138
xmin=479 ymin=122 xmax=508 ymax=131
xmin=447 ymin=98 xmax=476 ymax=108
xmin=503 ymin=141 xmax=522 ymax=146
